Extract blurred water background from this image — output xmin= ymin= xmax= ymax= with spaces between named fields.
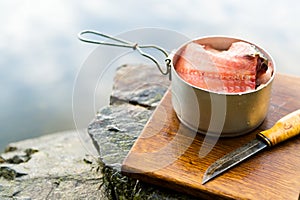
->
xmin=1 ymin=0 xmax=300 ymax=151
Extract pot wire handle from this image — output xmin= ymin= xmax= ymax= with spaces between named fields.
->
xmin=78 ymin=30 xmax=171 ymax=76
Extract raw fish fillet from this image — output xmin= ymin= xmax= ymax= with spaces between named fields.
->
xmin=175 ymin=42 xmax=270 ymax=93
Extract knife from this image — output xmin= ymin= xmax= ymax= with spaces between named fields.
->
xmin=202 ymin=109 xmax=300 ymax=184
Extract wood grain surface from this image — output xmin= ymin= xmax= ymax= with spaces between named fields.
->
xmin=122 ymin=74 xmax=300 ymax=200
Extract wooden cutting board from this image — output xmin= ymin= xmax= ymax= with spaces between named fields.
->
xmin=122 ymin=74 xmax=300 ymax=200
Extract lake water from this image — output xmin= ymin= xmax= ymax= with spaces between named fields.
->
xmin=1 ymin=0 xmax=300 ymax=151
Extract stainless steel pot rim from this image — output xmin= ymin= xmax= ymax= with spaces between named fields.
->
xmin=168 ymin=35 xmax=276 ymax=96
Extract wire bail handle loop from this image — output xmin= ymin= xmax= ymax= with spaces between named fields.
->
xmin=78 ymin=30 xmax=171 ymax=78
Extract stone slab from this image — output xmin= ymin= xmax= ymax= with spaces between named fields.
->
xmin=0 ymin=130 xmax=107 ymax=200
xmin=88 ymin=64 xmax=197 ymax=199
xmin=110 ymin=64 xmax=170 ymax=108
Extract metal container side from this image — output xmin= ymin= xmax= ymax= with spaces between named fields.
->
xmin=169 ymin=36 xmax=276 ymax=137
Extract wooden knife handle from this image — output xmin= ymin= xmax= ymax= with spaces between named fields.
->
xmin=257 ymin=109 xmax=300 ymax=146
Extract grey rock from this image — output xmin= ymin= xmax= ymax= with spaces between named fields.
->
xmin=88 ymin=64 xmax=197 ymax=199
xmin=88 ymin=104 xmax=153 ymax=171
xmin=0 ymin=130 xmax=108 ymax=200
xmin=2 ymin=148 xmax=38 ymax=165
xmin=110 ymin=64 xmax=170 ymax=108
xmin=0 ymin=64 xmax=196 ymax=200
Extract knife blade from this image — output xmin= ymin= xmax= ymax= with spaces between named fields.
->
xmin=202 ymin=109 xmax=300 ymax=184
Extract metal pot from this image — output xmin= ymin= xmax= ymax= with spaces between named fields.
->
xmin=168 ymin=36 xmax=275 ymax=137
xmin=78 ymin=31 xmax=276 ymax=137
